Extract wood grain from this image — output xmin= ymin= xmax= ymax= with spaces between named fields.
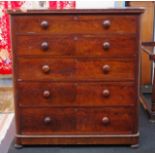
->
xmin=13 ymin=15 xmax=137 ymax=34
xmin=9 ymin=9 xmax=143 ymax=146
xmin=16 ymin=34 xmax=137 ymax=58
xmin=17 ymin=82 xmax=136 ymax=107
xmin=16 ymin=58 xmax=135 ymax=81
xmin=20 ymin=107 xmax=136 ymax=135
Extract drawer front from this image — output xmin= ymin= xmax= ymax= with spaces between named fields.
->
xmin=13 ymin=15 xmax=137 ymax=34
xmin=17 ymin=82 xmax=136 ymax=107
xmin=16 ymin=34 xmax=136 ymax=58
xmin=21 ymin=107 xmax=136 ymax=135
xmin=16 ymin=58 xmax=135 ymax=81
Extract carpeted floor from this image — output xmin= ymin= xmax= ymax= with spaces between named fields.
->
xmin=8 ymin=100 xmax=155 ymax=153
xmin=0 ymin=87 xmax=13 ymax=113
xmin=0 ymin=78 xmax=13 ymax=113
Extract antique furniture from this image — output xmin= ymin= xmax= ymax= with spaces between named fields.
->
xmin=8 ymin=8 xmax=144 ymax=147
xmin=140 ymin=42 xmax=155 ymax=121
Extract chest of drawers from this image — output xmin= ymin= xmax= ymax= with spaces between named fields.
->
xmin=8 ymin=8 xmax=144 ymax=147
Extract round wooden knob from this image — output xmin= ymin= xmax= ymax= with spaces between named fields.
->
xmin=42 ymin=65 xmax=50 ymax=73
xmin=43 ymin=90 xmax=50 ymax=98
xmin=44 ymin=116 xmax=51 ymax=124
xmin=102 ymin=117 xmax=110 ymax=125
xmin=41 ymin=42 xmax=49 ymax=51
xmin=102 ymin=89 xmax=110 ymax=97
xmin=40 ymin=20 xmax=49 ymax=29
xmin=103 ymin=42 xmax=110 ymax=50
xmin=102 ymin=65 xmax=110 ymax=74
xmin=102 ymin=20 xmax=111 ymax=29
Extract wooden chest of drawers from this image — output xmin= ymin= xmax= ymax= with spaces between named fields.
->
xmin=8 ymin=8 xmax=144 ymax=147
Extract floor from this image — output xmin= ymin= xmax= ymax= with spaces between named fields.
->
xmin=0 ymin=113 xmax=14 ymax=153
xmin=0 ymin=78 xmax=14 ymax=152
xmin=8 ymin=96 xmax=155 ymax=153
xmin=0 ymin=78 xmax=13 ymax=113
xmin=0 ymin=87 xmax=13 ymax=113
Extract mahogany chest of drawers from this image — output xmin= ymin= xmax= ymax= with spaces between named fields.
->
xmin=8 ymin=8 xmax=144 ymax=147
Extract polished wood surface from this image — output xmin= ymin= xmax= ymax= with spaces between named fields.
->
xmin=7 ymin=8 xmax=144 ymax=14
xmin=16 ymin=34 xmax=137 ymax=58
xmin=17 ymin=82 xmax=136 ymax=107
xmin=21 ymin=107 xmax=136 ymax=135
xmin=9 ymin=9 xmax=144 ymax=146
xmin=17 ymin=58 xmax=135 ymax=81
xmin=13 ymin=15 xmax=137 ymax=34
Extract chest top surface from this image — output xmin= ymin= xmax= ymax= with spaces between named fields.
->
xmin=7 ymin=8 xmax=144 ymax=15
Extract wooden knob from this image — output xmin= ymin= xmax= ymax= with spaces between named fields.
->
xmin=40 ymin=20 xmax=49 ymax=29
xmin=41 ymin=42 xmax=49 ymax=51
xmin=103 ymin=42 xmax=110 ymax=50
xmin=102 ymin=117 xmax=110 ymax=125
xmin=102 ymin=89 xmax=110 ymax=97
xmin=102 ymin=20 xmax=111 ymax=29
xmin=44 ymin=116 xmax=51 ymax=124
xmin=102 ymin=65 xmax=110 ymax=74
xmin=43 ymin=90 xmax=50 ymax=98
xmin=42 ymin=65 xmax=50 ymax=73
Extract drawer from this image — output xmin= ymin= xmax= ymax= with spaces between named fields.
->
xmin=13 ymin=15 xmax=137 ymax=34
xmin=16 ymin=58 xmax=135 ymax=81
xmin=17 ymin=82 xmax=136 ymax=107
xmin=16 ymin=34 xmax=136 ymax=58
xmin=21 ymin=107 xmax=136 ymax=135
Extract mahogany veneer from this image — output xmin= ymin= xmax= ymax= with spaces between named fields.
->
xmin=8 ymin=8 xmax=144 ymax=147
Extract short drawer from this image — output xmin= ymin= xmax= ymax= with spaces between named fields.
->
xmin=16 ymin=58 xmax=135 ymax=81
xmin=17 ymin=82 xmax=136 ymax=107
xmin=16 ymin=34 xmax=137 ymax=58
xmin=13 ymin=15 xmax=137 ymax=34
xmin=20 ymin=107 xmax=137 ymax=135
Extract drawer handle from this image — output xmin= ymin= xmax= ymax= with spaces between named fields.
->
xmin=40 ymin=20 xmax=49 ymax=29
xmin=41 ymin=42 xmax=49 ymax=51
xmin=42 ymin=65 xmax=50 ymax=73
xmin=103 ymin=42 xmax=110 ymax=50
xmin=102 ymin=65 xmax=110 ymax=74
xmin=102 ymin=20 xmax=111 ymax=29
xmin=102 ymin=117 xmax=110 ymax=125
xmin=102 ymin=89 xmax=110 ymax=97
xmin=44 ymin=116 xmax=51 ymax=124
xmin=43 ymin=90 xmax=51 ymax=98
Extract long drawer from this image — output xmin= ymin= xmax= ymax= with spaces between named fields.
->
xmin=16 ymin=58 xmax=135 ymax=81
xmin=20 ymin=107 xmax=137 ymax=135
xmin=17 ymin=82 xmax=136 ymax=107
xmin=13 ymin=15 xmax=137 ymax=34
xmin=16 ymin=34 xmax=136 ymax=58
